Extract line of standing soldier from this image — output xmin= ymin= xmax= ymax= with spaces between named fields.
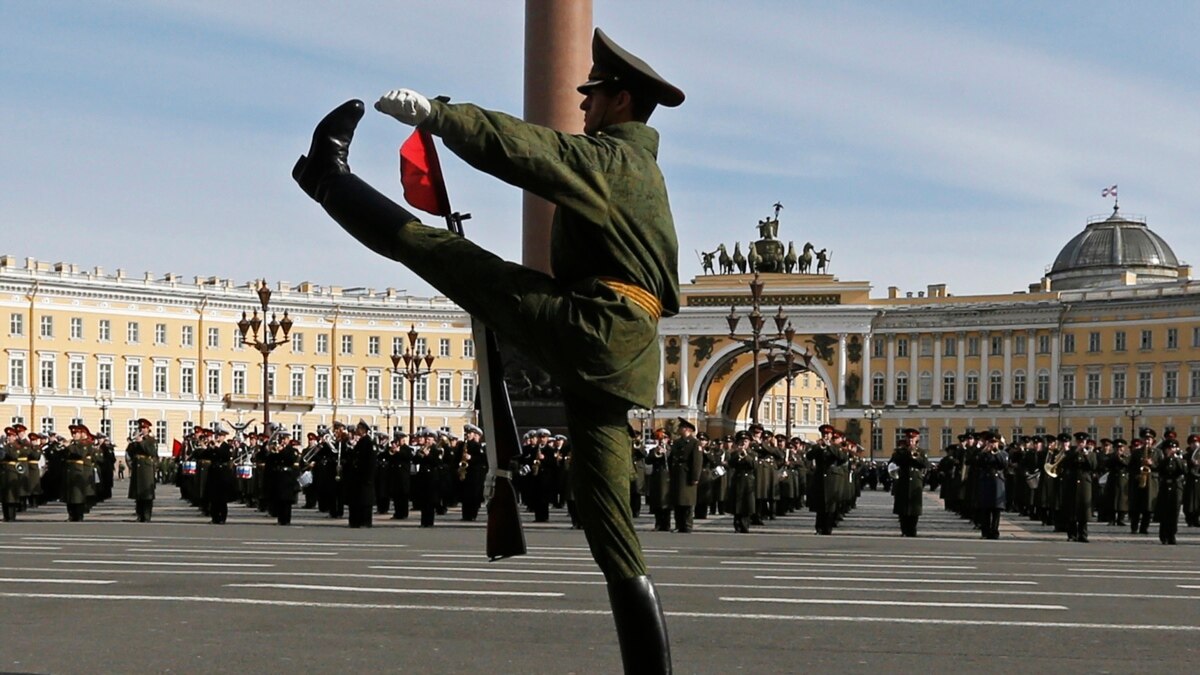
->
xmin=938 ymin=427 xmax=1200 ymax=544
xmin=1 ymin=422 xmax=123 ymax=523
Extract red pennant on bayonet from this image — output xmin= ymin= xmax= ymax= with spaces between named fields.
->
xmin=399 ymin=129 xmax=452 ymax=217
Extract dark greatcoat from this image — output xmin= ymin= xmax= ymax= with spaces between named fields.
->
xmin=974 ymin=448 xmax=1008 ymax=510
xmin=265 ymin=447 xmax=300 ymax=505
xmin=63 ymin=441 xmax=94 ymax=505
xmin=644 ymin=445 xmax=670 ymax=511
xmin=1058 ymin=447 xmax=1097 ymax=523
xmin=890 ymin=447 xmax=929 ymax=517
xmin=203 ymin=443 xmax=239 ymax=505
xmin=344 ymin=435 xmax=377 ymax=508
xmin=806 ymin=443 xmax=847 ymax=514
xmin=126 ymin=438 xmax=158 ymax=501
xmin=667 ymin=435 xmax=703 ymax=507
xmin=727 ymin=448 xmax=757 ymax=516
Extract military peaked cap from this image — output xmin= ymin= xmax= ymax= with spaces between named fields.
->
xmin=577 ymin=28 xmax=685 ymax=107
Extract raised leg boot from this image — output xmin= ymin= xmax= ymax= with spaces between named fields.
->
xmin=607 ymin=575 xmax=672 ymax=675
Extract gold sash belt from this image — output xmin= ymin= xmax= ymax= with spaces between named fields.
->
xmin=598 ymin=278 xmax=662 ymax=321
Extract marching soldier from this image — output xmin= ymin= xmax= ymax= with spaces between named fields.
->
xmin=412 ymin=429 xmax=442 ymax=528
xmin=666 ymin=419 xmax=702 ymax=533
xmin=63 ymin=424 xmax=94 ymax=522
xmin=694 ymin=432 xmax=714 ymax=520
xmin=975 ymin=433 xmax=1008 ymax=540
xmin=265 ymin=433 xmax=301 ymax=525
xmin=890 ymin=428 xmax=929 ymax=537
xmin=0 ymin=426 xmax=24 ymax=521
xmin=1105 ymin=439 xmax=1131 ymax=527
xmin=1156 ymin=439 xmax=1186 ymax=544
xmin=629 ymin=425 xmax=647 ymax=518
xmin=127 ymin=418 xmax=159 ymax=522
xmin=384 ymin=432 xmax=413 ymax=520
xmin=23 ymin=432 xmax=44 ymax=508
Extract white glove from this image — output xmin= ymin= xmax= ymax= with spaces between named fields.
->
xmin=375 ymin=88 xmax=431 ymax=126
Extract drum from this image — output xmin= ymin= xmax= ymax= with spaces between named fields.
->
xmin=712 ymin=466 xmax=727 ymax=478
xmin=182 ymin=460 xmax=197 ymax=476
xmin=236 ymin=464 xmax=253 ymax=479
xmin=297 ymin=470 xmax=313 ymax=488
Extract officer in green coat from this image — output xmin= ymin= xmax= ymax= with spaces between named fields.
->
xmin=63 ymin=425 xmax=94 ymax=522
xmin=1183 ymin=434 xmax=1200 ymax=527
xmin=890 ymin=428 xmax=929 ymax=537
xmin=293 ymin=29 xmax=682 ymax=672
xmin=666 ymin=419 xmax=702 ymax=533
xmin=126 ymin=418 xmax=159 ymax=522
xmin=0 ymin=426 xmax=25 ymax=521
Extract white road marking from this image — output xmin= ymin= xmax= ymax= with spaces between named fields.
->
xmin=53 ymin=560 xmax=273 ymax=568
xmin=124 ymin=548 xmax=337 ymax=556
xmin=369 ymin=565 xmax=602 ymax=576
xmin=0 ymin=566 xmax=607 ymax=585
xmin=4 ymin=593 xmax=1199 ymax=632
xmin=23 ymin=537 xmax=154 ymax=544
xmin=757 ymin=552 xmax=975 ymax=560
xmin=1059 ymin=558 xmax=1178 ymax=564
xmin=724 ymin=561 xmax=976 ymax=570
xmin=0 ymin=545 xmax=61 ymax=551
xmin=421 ymin=554 xmax=595 ymax=562
xmin=240 ymin=541 xmax=407 ymax=548
xmin=0 ymin=578 xmax=116 ymax=585
xmin=720 ymin=597 xmax=1067 ymax=610
xmin=226 ymin=583 xmax=564 ymax=597
xmin=1068 ymin=568 xmax=1200 ymax=575
xmin=755 ymin=575 xmax=1036 ymax=585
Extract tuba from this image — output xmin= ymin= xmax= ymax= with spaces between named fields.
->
xmin=458 ymin=446 xmax=470 ymax=481
xmin=1044 ymin=449 xmax=1066 ymax=479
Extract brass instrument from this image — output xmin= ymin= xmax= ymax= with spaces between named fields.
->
xmin=532 ymin=451 xmax=542 ymax=476
xmin=458 ymin=447 xmax=470 ymax=481
xmin=1044 ymin=449 xmax=1066 ymax=479
xmin=1137 ymin=453 xmax=1153 ymax=489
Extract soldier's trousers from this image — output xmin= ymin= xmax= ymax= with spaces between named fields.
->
xmin=135 ymin=499 xmax=153 ymax=522
xmin=2 ymin=502 xmax=17 ymax=521
xmin=672 ymin=506 xmax=693 ymax=533
xmin=319 ymin=174 xmax=653 ymax=583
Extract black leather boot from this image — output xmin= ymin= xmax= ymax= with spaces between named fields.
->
xmin=607 ymin=575 xmax=672 ymax=675
xmin=293 ymin=99 xmax=365 ymax=201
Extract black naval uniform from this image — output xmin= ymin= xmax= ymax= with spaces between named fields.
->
xmin=346 ymin=432 xmax=377 ymax=528
xmin=265 ymin=445 xmax=300 ymax=525
xmin=204 ymin=443 xmax=238 ymax=524
xmin=1157 ymin=450 xmax=1186 ymax=545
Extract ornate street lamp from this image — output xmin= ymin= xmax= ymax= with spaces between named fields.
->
xmin=94 ymin=392 xmax=113 ymax=438
xmin=390 ymin=325 xmax=436 ymax=437
xmin=236 ymin=280 xmax=292 ymax=428
xmin=863 ymin=407 xmax=882 ymax=462
xmin=769 ymin=325 xmax=813 ymax=439
xmin=727 ymin=273 xmax=791 ymax=425
xmin=1124 ymin=405 xmax=1143 ymax=438
xmin=379 ymin=404 xmax=400 ymax=437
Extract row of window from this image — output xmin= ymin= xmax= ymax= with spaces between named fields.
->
xmin=758 ymin=397 xmax=826 ymax=425
xmin=870 ymin=326 xmax=1200 ymax=359
xmin=869 ymin=423 xmax=1200 ymax=452
xmin=5 ymin=358 xmax=476 ymax=404
xmin=870 ymin=366 xmax=1200 ymax=405
xmin=7 ymin=314 xmax=474 ymax=359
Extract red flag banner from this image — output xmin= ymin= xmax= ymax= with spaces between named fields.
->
xmin=172 ymin=438 xmax=183 ymax=458
xmin=399 ymin=129 xmax=451 ymax=216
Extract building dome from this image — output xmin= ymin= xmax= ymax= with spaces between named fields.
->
xmin=1046 ymin=207 xmax=1182 ymax=290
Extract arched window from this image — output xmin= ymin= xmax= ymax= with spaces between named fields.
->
xmin=871 ymin=372 xmax=885 ymax=403
xmin=918 ymin=371 xmax=933 ymax=402
xmin=989 ymin=370 xmax=1003 ymax=402
xmin=1036 ymin=369 xmax=1051 ymax=401
xmin=1013 ymin=370 xmax=1027 ymax=402
xmin=895 ymin=372 xmax=909 ymax=403
xmin=942 ymin=371 xmax=957 ymax=403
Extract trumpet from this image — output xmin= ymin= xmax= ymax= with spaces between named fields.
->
xmin=458 ymin=448 xmax=470 ymax=481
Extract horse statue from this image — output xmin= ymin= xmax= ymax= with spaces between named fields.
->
xmin=732 ymin=242 xmax=747 ymax=274
xmin=816 ymin=248 xmax=831 ymax=274
xmin=798 ymin=242 xmax=815 ymax=274
xmin=716 ymin=243 xmax=733 ymax=274
xmin=747 ymin=243 xmax=762 ymax=273
xmin=784 ymin=241 xmax=797 ymax=273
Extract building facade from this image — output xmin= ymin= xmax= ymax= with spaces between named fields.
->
xmin=659 ymin=207 xmax=1198 ymax=455
xmin=0 ymin=255 xmax=477 ymax=450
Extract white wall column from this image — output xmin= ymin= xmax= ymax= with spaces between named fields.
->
xmin=955 ymin=332 xmax=966 ymax=406
xmin=932 ymin=333 xmax=943 ymax=407
xmin=908 ymin=333 xmax=918 ymax=407
xmin=979 ymin=330 xmax=990 ymax=406
xmin=1002 ymin=330 xmax=1013 ymax=406
xmin=861 ymin=333 xmax=873 ymax=406
xmin=885 ymin=334 xmax=896 ymax=407
xmin=837 ymin=333 xmax=847 ymax=407
xmin=679 ymin=334 xmax=690 ymax=408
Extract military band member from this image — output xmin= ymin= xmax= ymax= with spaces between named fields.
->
xmin=645 ymin=429 xmax=671 ymax=532
xmin=384 ymin=432 xmax=413 ymax=520
xmin=412 ymin=428 xmax=442 ymax=528
xmin=127 ymin=418 xmax=159 ymax=522
xmin=265 ymin=434 xmax=300 ymax=525
xmin=728 ymin=432 xmax=756 ymax=533
xmin=891 ymin=428 xmax=929 ymax=537
xmin=453 ymin=424 xmax=486 ymax=521
xmin=807 ymin=425 xmax=847 ymax=535
xmin=694 ymin=432 xmax=714 ymax=520
xmin=1128 ymin=432 xmax=1160 ymax=535
xmin=205 ymin=433 xmax=238 ymax=525
xmin=1184 ymin=434 xmax=1200 ymax=528
xmin=345 ymin=420 xmax=377 ymax=528
xmin=1059 ymin=432 xmax=1097 ymax=542
xmin=667 ymin=419 xmax=702 ymax=533
xmin=974 ymin=433 xmax=1008 ymax=539
xmin=629 ymin=425 xmax=647 ymax=518
xmin=1156 ymin=440 xmax=1186 ymax=545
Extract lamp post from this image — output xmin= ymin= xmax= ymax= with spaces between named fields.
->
xmin=863 ymin=407 xmax=882 ymax=462
xmin=236 ymin=280 xmax=293 ymax=429
xmin=769 ymin=325 xmax=813 ymax=439
xmin=631 ymin=407 xmax=653 ymax=445
xmin=379 ymin=404 xmax=399 ymax=438
xmin=94 ymin=392 xmax=113 ymax=438
xmin=1125 ymin=405 xmax=1143 ymax=438
xmin=727 ymin=273 xmax=790 ymax=425
xmin=391 ymin=325 xmax=436 ymax=437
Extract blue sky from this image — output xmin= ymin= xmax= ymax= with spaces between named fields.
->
xmin=2 ymin=1 xmax=1198 ymax=298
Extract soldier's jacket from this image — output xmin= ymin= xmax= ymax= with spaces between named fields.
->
xmin=1 ymin=444 xmax=25 ymax=503
xmin=891 ymin=447 xmax=929 ymax=517
xmin=127 ymin=437 xmax=158 ymax=500
xmin=63 ymin=440 xmax=93 ymax=505
xmin=420 ymin=101 xmax=679 ymax=409
xmin=667 ymin=435 xmax=703 ymax=507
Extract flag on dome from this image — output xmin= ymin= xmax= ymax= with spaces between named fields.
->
xmin=1101 ymin=184 xmax=1118 ymax=198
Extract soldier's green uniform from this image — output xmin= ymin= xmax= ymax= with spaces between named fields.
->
xmin=1 ymin=441 xmax=24 ymax=521
xmin=294 ymin=28 xmax=683 ymax=673
xmin=666 ymin=423 xmax=702 ymax=533
xmin=63 ymin=439 xmax=93 ymax=521
xmin=127 ymin=429 xmax=158 ymax=522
